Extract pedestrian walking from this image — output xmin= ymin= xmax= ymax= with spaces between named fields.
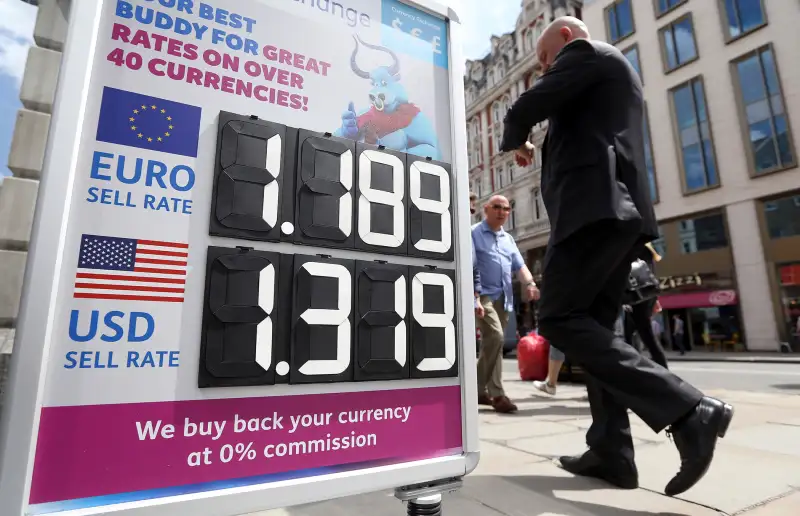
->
xmin=624 ymin=242 xmax=669 ymax=368
xmin=473 ymin=195 xmax=540 ymax=413
xmin=500 ymin=16 xmax=733 ymax=497
xmin=673 ymin=314 xmax=687 ymax=355
xmin=532 ymin=344 xmax=565 ymax=396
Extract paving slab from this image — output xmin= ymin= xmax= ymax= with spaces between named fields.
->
xmin=723 ymin=423 xmax=800 ymax=459
xmin=635 ymin=441 xmax=800 ymax=514
xmin=247 ymin=461 xmax=723 ymax=516
xmin=240 ymin=377 xmax=800 ymax=516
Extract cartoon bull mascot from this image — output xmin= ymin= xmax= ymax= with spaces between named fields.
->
xmin=334 ymin=35 xmax=440 ymax=160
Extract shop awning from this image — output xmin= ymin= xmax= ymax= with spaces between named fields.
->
xmin=658 ymin=290 xmax=738 ymax=310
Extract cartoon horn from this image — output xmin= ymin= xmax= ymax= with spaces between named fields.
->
xmin=350 ymin=36 xmax=370 ymax=79
xmin=351 ymin=35 xmax=401 ymax=77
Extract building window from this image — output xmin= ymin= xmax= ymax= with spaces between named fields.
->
xmin=492 ymin=102 xmax=502 ymax=124
xmin=651 ymin=226 xmax=666 ymax=257
xmin=525 ymin=29 xmax=534 ymax=52
xmin=509 ymin=162 xmax=516 ymax=183
xmin=655 ymin=0 xmax=688 ymax=17
xmin=495 ymin=164 xmax=506 ymax=190
xmin=532 ymin=188 xmax=543 ymax=220
xmin=720 ymin=0 xmax=767 ymax=41
xmin=732 ymin=45 xmax=796 ymax=176
xmin=482 ymin=170 xmax=491 ymax=195
xmin=605 ymin=0 xmax=634 ymax=44
xmin=660 ymin=14 xmax=698 ymax=72
xmin=671 ymin=77 xmax=719 ymax=193
xmin=622 ymin=44 xmax=642 ymax=83
xmin=678 ymin=212 xmax=728 ymax=254
xmin=507 ymin=201 xmax=517 ymax=230
xmin=642 ymin=104 xmax=658 ymax=202
xmin=763 ymin=194 xmax=800 ymax=239
xmin=487 ymin=69 xmax=495 ymax=87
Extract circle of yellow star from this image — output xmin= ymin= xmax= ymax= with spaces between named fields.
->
xmin=147 ymin=137 xmax=153 ymax=142
xmin=137 ymin=133 xmax=143 ymax=138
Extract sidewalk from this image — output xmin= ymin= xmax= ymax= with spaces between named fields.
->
xmin=248 ymin=372 xmax=800 ymax=516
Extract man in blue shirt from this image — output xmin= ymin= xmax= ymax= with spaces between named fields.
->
xmin=473 ymin=195 xmax=539 ymax=413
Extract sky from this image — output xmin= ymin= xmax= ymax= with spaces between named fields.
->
xmin=0 ymin=0 xmax=520 ymax=183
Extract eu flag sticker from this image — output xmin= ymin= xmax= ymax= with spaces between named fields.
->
xmin=95 ymin=87 xmax=201 ymax=158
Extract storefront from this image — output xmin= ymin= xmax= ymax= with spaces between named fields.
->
xmin=778 ymin=263 xmax=800 ymax=350
xmin=657 ymin=273 xmax=745 ymax=352
xmin=759 ymin=191 xmax=800 ymax=350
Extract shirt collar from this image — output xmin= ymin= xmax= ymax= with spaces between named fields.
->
xmin=480 ymin=220 xmax=505 ymax=236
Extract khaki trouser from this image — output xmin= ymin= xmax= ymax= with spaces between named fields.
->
xmin=476 ymin=295 xmax=510 ymax=398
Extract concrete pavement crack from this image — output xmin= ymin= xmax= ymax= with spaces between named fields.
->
xmin=729 ymin=486 xmax=800 ymax=515
xmin=456 ymin=490 xmax=514 ymax=516
xmin=638 ymin=487 xmax=730 ymax=515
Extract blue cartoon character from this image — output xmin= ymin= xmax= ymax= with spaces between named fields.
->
xmin=334 ymin=36 xmax=440 ymax=160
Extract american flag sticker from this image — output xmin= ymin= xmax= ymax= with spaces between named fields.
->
xmin=73 ymin=234 xmax=188 ymax=303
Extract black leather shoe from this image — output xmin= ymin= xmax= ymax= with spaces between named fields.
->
xmin=664 ymin=396 xmax=734 ymax=496
xmin=559 ymin=450 xmax=639 ymax=489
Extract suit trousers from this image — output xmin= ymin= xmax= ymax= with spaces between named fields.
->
xmin=625 ymin=299 xmax=669 ymax=369
xmin=477 ymin=295 xmax=510 ymax=398
xmin=537 ymin=220 xmax=703 ymax=461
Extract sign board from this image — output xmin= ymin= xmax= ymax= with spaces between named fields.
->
xmin=0 ymin=0 xmax=477 ymax=514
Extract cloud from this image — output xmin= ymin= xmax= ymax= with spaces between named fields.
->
xmin=0 ymin=1 xmax=37 ymax=86
xmin=441 ymin=0 xmax=521 ymax=60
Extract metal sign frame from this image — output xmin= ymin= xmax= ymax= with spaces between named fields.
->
xmin=0 ymin=1 xmax=477 ymax=514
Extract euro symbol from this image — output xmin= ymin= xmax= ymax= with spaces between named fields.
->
xmin=410 ymin=28 xmax=422 ymax=37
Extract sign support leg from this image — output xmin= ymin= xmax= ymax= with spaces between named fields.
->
xmin=394 ymin=478 xmax=462 ymax=516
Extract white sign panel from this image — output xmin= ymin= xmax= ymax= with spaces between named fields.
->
xmin=0 ymin=0 xmax=477 ymax=514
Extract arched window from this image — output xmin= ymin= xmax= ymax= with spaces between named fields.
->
xmin=532 ymin=188 xmax=542 ymax=220
xmin=525 ymin=29 xmax=535 ymax=52
xmin=507 ymin=200 xmax=517 ymax=230
xmin=492 ymin=102 xmax=502 ymax=123
xmin=487 ymin=69 xmax=495 ymax=86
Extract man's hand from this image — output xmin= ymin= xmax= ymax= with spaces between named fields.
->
xmin=475 ymin=304 xmax=485 ymax=319
xmin=526 ymin=283 xmax=540 ymax=301
xmin=514 ymin=141 xmax=535 ymax=167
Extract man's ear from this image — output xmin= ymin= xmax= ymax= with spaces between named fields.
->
xmin=559 ymin=26 xmax=572 ymax=41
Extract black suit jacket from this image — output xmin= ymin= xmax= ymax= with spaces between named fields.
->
xmin=500 ymin=39 xmax=658 ymax=245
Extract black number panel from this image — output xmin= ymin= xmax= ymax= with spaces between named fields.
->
xmin=353 ymin=143 xmax=408 ymax=256
xmin=408 ymin=266 xmax=458 ymax=378
xmin=353 ymin=261 xmax=410 ymax=381
xmin=289 ymin=255 xmax=355 ymax=384
xmin=407 ymin=156 xmax=454 ymax=262
xmin=198 ymin=247 xmax=281 ymax=387
xmin=209 ymin=112 xmax=297 ymax=242
xmin=293 ymin=130 xmax=356 ymax=249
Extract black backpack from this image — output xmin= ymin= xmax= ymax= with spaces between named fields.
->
xmin=622 ymin=259 xmax=661 ymax=306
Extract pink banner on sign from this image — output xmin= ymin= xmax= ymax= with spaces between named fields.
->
xmin=29 ymin=386 xmax=462 ymax=505
xmin=658 ymin=290 xmax=738 ymax=310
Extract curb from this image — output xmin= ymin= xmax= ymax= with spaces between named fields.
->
xmin=667 ymin=355 xmax=800 ymax=365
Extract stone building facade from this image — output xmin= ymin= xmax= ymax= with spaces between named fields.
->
xmin=0 ymin=0 xmax=69 ymax=406
xmin=463 ymin=0 xmax=583 ymax=288
xmin=583 ymin=0 xmax=800 ymax=351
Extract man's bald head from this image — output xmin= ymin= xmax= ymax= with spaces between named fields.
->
xmin=484 ymin=195 xmax=511 ymax=230
xmin=536 ymin=16 xmax=591 ymax=72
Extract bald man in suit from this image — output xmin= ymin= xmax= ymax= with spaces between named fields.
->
xmin=500 ymin=16 xmax=733 ymax=497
